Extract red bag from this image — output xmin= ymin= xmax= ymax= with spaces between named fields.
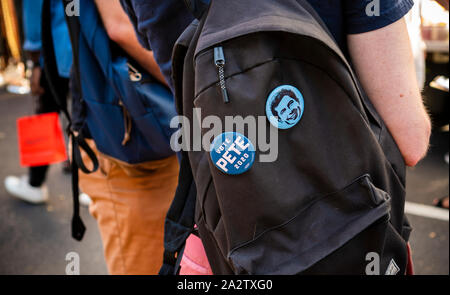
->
xmin=17 ymin=112 xmax=68 ymax=167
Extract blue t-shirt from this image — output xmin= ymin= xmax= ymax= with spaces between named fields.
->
xmin=22 ymin=0 xmax=44 ymax=52
xmin=121 ymin=0 xmax=413 ymax=92
xmin=21 ymin=0 xmax=73 ymax=78
xmin=50 ymin=0 xmax=73 ymax=78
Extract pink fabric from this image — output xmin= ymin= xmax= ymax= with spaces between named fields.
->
xmin=179 ymin=234 xmax=213 ymax=275
xmin=406 ymin=243 xmax=414 ymax=275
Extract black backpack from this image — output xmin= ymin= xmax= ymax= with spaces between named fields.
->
xmin=161 ymin=0 xmax=411 ymax=275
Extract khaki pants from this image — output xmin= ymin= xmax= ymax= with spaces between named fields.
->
xmin=79 ymin=140 xmax=179 ymax=275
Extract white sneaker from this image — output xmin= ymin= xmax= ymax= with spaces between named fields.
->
xmin=0 ymin=74 xmax=5 ymax=87
xmin=4 ymin=175 xmax=49 ymax=204
xmin=79 ymin=193 xmax=92 ymax=207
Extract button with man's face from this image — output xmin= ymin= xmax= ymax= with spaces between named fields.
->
xmin=266 ymin=85 xmax=304 ymax=129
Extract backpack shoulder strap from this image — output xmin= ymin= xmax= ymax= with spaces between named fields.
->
xmin=41 ymin=0 xmax=70 ymax=119
xmin=40 ymin=0 xmax=100 ymax=241
xmin=159 ymin=3 xmax=207 ymax=275
xmin=62 ymin=0 xmax=83 ymax=105
xmin=159 ymin=152 xmax=197 ymax=275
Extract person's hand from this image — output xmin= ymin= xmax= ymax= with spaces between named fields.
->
xmin=30 ymin=66 xmax=45 ymax=96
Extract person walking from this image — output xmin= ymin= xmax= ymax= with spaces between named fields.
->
xmin=120 ymin=0 xmax=431 ymax=275
xmin=60 ymin=0 xmax=179 ymax=274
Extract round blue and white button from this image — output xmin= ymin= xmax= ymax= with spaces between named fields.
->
xmin=210 ymin=132 xmax=255 ymax=175
xmin=265 ymin=85 xmax=304 ymax=129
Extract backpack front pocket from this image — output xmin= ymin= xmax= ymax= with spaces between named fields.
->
xmin=228 ymin=174 xmax=407 ymax=275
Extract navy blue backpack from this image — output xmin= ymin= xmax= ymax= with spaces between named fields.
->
xmin=43 ymin=0 xmax=177 ymax=240
xmin=69 ymin=0 xmax=176 ymax=164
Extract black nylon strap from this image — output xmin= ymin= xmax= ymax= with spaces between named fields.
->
xmin=174 ymin=244 xmax=186 ymax=275
xmin=62 ymin=0 xmax=101 ymax=241
xmin=70 ymin=136 xmax=85 ymax=241
xmin=40 ymin=0 xmax=100 ymax=241
xmin=42 ymin=0 xmax=70 ymax=121
xmin=160 ymin=3 xmax=208 ymax=274
xmin=62 ymin=0 xmax=99 ymax=175
xmin=72 ymin=133 xmax=99 ymax=174
xmin=63 ymin=0 xmax=83 ymax=107
xmin=159 ymin=152 xmax=197 ymax=275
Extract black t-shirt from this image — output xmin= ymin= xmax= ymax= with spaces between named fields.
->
xmin=121 ymin=0 xmax=413 ymax=92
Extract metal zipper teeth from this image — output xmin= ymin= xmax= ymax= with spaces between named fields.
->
xmin=214 ymin=46 xmax=230 ymax=103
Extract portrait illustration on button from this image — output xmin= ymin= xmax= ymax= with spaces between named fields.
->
xmin=266 ymin=85 xmax=304 ymax=130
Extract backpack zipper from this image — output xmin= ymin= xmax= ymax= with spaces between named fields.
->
xmin=214 ymin=46 xmax=230 ymax=103
xmin=127 ymin=62 xmax=143 ymax=82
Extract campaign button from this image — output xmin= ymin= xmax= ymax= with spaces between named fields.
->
xmin=210 ymin=132 xmax=255 ymax=175
xmin=266 ymin=85 xmax=304 ymax=129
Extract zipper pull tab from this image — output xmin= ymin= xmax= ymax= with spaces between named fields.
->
xmin=118 ymin=100 xmax=132 ymax=146
xmin=127 ymin=62 xmax=142 ymax=82
xmin=214 ymin=46 xmax=230 ymax=103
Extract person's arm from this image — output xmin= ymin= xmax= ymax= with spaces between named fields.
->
xmin=347 ymin=18 xmax=431 ymax=167
xmin=26 ymin=51 xmax=45 ymax=96
xmin=22 ymin=0 xmax=45 ymax=96
xmin=93 ymin=0 xmax=167 ymax=86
